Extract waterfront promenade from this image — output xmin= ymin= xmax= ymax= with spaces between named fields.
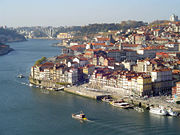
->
xmin=29 ymin=75 xmax=180 ymax=112
xmin=63 ymin=85 xmax=180 ymax=112
xmin=64 ymin=85 xmax=111 ymax=100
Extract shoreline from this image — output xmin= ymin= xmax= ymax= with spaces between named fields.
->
xmin=0 ymin=46 xmax=14 ymax=56
xmin=29 ymin=77 xmax=111 ymax=100
xmin=28 ymin=37 xmax=60 ymax=40
xmin=0 ymin=39 xmax=27 ymax=56
xmin=29 ymin=77 xmax=180 ymax=112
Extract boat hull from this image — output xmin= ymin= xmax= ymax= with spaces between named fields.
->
xmin=149 ymin=108 xmax=168 ymax=116
xmin=72 ymin=114 xmax=88 ymax=121
xmin=111 ymin=102 xmax=134 ymax=109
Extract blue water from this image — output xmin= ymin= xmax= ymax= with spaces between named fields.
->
xmin=0 ymin=39 xmax=180 ymax=135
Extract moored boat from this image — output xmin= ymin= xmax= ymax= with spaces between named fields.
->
xmin=29 ymin=83 xmax=33 ymax=87
xmin=167 ymin=108 xmax=179 ymax=116
xmin=149 ymin=106 xmax=168 ymax=116
xmin=57 ymin=86 xmax=64 ymax=91
xmin=101 ymin=97 xmax=113 ymax=103
xmin=111 ymin=101 xmax=134 ymax=109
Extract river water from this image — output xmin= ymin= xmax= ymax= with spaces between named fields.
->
xmin=0 ymin=39 xmax=180 ymax=135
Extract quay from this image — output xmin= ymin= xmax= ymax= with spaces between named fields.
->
xmin=29 ymin=77 xmax=180 ymax=112
xmin=64 ymin=86 xmax=111 ymax=100
xmin=29 ymin=77 xmax=111 ymax=100
xmin=112 ymin=94 xmax=180 ymax=112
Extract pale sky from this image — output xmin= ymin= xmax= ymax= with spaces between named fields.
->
xmin=0 ymin=0 xmax=180 ymax=27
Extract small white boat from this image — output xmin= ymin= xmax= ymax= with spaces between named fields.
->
xmin=72 ymin=111 xmax=88 ymax=121
xmin=167 ymin=109 xmax=179 ymax=116
xmin=57 ymin=87 xmax=64 ymax=91
xmin=47 ymin=87 xmax=54 ymax=91
xmin=111 ymin=101 xmax=133 ymax=109
xmin=110 ymin=100 xmax=123 ymax=105
xmin=149 ymin=107 xmax=168 ymax=116
xmin=17 ymin=74 xmax=25 ymax=78
xmin=101 ymin=97 xmax=113 ymax=103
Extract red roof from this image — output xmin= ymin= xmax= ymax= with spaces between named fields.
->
xmin=84 ymin=52 xmax=92 ymax=56
xmin=97 ymin=38 xmax=110 ymax=41
xmin=69 ymin=44 xmax=86 ymax=51
xmin=156 ymin=52 xmax=169 ymax=57
xmin=122 ymin=44 xmax=139 ymax=47
xmin=79 ymin=57 xmax=88 ymax=61
xmin=92 ymin=43 xmax=106 ymax=46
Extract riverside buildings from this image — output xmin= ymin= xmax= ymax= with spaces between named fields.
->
xmin=30 ymin=14 xmax=180 ymax=98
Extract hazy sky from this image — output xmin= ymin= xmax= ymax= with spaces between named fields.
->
xmin=0 ymin=0 xmax=180 ymax=27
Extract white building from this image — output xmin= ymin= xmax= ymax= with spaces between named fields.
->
xmin=170 ymin=14 xmax=178 ymax=22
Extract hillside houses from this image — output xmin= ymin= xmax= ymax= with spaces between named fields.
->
xmin=30 ymin=14 xmax=180 ymax=97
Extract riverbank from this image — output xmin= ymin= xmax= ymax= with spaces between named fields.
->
xmin=29 ymin=77 xmax=110 ymax=100
xmin=29 ymin=77 xmax=180 ymax=112
xmin=51 ymin=42 xmax=67 ymax=47
xmin=0 ymin=44 xmax=14 ymax=56
xmin=0 ymin=38 xmax=27 ymax=56
xmin=29 ymin=37 xmax=60 ymax=40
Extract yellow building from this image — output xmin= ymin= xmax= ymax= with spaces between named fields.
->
xmin=137 ymin=75 xmax=152 ymax=96
xmin=57 ymin=33 xmax=72 ymax=39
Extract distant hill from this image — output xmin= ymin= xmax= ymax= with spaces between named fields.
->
xmin=0 ymin=28 xmax=26 ymax=43
xmin=149 ymin=20 xmax=170 ymax=26
xmin=15 ymin=20 xmax=147 ymax=38
xmin=0 ymin=43 xmax=14 ymax=56
xmin=55 ymin=20 xmax=147 ymax=36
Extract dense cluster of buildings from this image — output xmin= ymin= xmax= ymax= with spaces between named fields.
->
xmin=30 ymin=14 xmax=180 ymax=100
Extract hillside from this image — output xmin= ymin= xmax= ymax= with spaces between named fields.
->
xmin=55 ymin=20 xmax=147 ymax=36
xmin=0 ymin=28 xmax=26 ymax=43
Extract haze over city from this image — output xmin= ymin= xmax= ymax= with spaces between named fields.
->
xmin=1 ymin=0 xmax=180 ymax=27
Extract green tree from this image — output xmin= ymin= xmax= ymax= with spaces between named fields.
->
xmin=34 ymin=57 xmax=46 ymax=66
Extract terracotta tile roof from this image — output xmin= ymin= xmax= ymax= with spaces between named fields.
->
xmin=156 ymin=52 xmax=169 ymax=57
xmin=167 ymin=42 xmax=180 ymax=44
xmin=143 ymin=45 xmax=165 ymax=50
xmin=172 ymin=70 xmax=180 ymax=74
xmin=86 ymin=49 xmax=94 ymax=51
xmin=177 ymin=61 xmax=180 ymax=64
xmin=84 ymin=52 xmax=93 ymax=56
xmin=153 ymin=68 xmax=171 ymax=72
xmin=79 ymin=57 xmax=88 ymax=61
xmin=122 ymin=44 xmax=139 ymax=47
xmin=92 ymin=43 xmax=106 ymax=46
xmin=86 ymin=64 xmax=95 ymax=67
xmin=106 ymin=49 xmax=121 ymax=52
xmin=155 ymin=38 xmax=169 ymax=41
xmin=97 ymin=38 xmax=110 ymax=41
xmin=176 ymin=82 xmax=180 ymax=85
xmin=69 ymin=44 xmax=86 ymax=51
xmin=154 ymin=29 xmax=161 ymax=31
xmin=41 ymin=62 xmax=54 ymax=66
xmin=56 ymin=54 xmax=68 ymax=59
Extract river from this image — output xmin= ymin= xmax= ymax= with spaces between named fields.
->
xmin=0 ymin=39 xmax=180 ymax=135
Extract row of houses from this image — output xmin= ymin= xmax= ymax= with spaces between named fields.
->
xmin=30 ymin=62 xmax=79 ymax=85
xmin=89 ymin=67 xmax=172 ymax=96
xmin=89 ymin=69 xmax=152 ymax=96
